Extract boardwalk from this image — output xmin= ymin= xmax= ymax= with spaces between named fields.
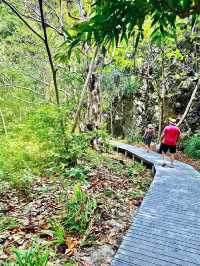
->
xmin=112 ymin=144 xmax=200 ymax=266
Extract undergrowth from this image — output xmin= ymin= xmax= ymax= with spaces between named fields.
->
xmin=0 ymin=105 xmax=109 ymax=193
xmin=63 ymin=184 xmax=97 ymax=234
xmin=185 ymin=133 xmax=200 ymax=159
xmin=5 ymin=245 xmax=49 ymax=266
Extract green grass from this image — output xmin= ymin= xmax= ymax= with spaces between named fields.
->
xmin=63 ymin=184 xmax=97 ymax=234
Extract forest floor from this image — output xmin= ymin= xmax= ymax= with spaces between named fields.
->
xmin=1 ymin=144 xmax=199 ymax=266
xmin=0 ymin=151 xmax=153 ymax=266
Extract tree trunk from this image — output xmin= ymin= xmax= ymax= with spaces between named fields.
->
xmin=85 ymin=71 xmax=101 ymax=130
xmin=71 ymin=47 xmax=99 ymax=133
xmin=177 ymin=79 xmax=200 ymax=127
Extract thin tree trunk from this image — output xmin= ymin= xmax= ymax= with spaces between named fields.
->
xmin=38 ymin=0 xmax=60 ymax=105
xmin=158 ymin=48 xmax=165 ymax=140
xmin=71 ymin=47 xmax=99 ymax=133
xmin=177 ymin=79 xmax=200 ymax=127
xmin=0 ymin=109 xmax=8 ymax=136
xmin=110 ymin=103 xmax=113 ymax=137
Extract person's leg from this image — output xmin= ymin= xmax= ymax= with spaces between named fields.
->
xmin=144 ymin=139 xmax=150 ymax=152
xmin=170 ymin=153 xmax=175 ymax=166
xmin=147 ymin=142 xmax=151 ymax=152
xmin=169 ymin=146 xmax=176 ymax=167
xmin=160 ymin=144 xmax=168 ymax=166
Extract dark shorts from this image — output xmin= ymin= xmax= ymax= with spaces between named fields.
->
xmin=144 ymin=137 xmax=152 ymax=145
xmin=159 ymin=143 xmax=176 ymax=154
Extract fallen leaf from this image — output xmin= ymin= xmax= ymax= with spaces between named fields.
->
xmin=65 ymin=237 xmax=76 ymax=252
xmin=40 ymin=223 xmax=50 ymax=230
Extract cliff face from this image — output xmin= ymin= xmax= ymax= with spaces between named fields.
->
xmin=109 ymin=80 xmax=200 ymax=138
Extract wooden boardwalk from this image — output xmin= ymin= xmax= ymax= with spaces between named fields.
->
xmin=112 ymin=144 xmax=200 ymax=266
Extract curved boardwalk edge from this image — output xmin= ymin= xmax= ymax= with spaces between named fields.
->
xmin=112 ymin=144 xmax=200 ymax=266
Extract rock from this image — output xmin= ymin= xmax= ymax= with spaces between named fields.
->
xmin=81 ymin=244 xmax=115 ymax=266
xmin=108 ymin=219 xmax=124 ymax=231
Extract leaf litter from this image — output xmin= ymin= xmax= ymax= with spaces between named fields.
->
xmin=0 ymin=152 xmax=153 ymax=265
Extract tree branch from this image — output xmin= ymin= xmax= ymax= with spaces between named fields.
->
xmin=21 ymin=14 xmax=64 ymax=36
xmin=2 ymin=0 xmax=44 ymax=41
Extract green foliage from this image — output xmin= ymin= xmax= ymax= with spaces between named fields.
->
xmin=67 ymin=0 xmax=197 ymax=51
xmin=63 ymin=129 xmax=109 ymax=166
xmin=128 ymin=161 xmax=150 ymax=189
xmin=178 ymin=133 xmax=190 ymax=151
xmin=8 ymin=172 xmax=35 ymax=195
xmin=0 ymin=5 xmax=21 ymax=38
xmin=0 ymin=216 xmax=20 ymax=232
xmin=185 ymin=134 xmax=200 ymax=159
xmin=129 ymin=190 xmax=144 ymax=200
xmin=64 ymin=166 xmax=90 ymax=181
xmin=132 ymin=175 xmax=152 ymax=191
xmin=106 ymin=159 xmax=125 ymax=175
xmin=63 ymin=184 xmax=97 ymax=234
xmin=0 ymin=105 xmax=65 ymax=189
xmin=127 ymin=161 xmax=145 ymax=178
xmin=127 ymin=129 xmax=143 ymax=144
xmin=50 ymin=220 xmax=65 ymax=246
xmin=63 ymin=133 xmax=91 ymax=166
xmin=5 ymin=246 xmax=49 ymax=266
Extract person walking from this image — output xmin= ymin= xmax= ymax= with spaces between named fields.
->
xmin=143 ymin=124 xmax=155 ymax=152
xmin=159 ymin=118 xmax=181 ymax=168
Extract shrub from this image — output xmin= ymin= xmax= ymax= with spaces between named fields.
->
xmin=185 ymin=134 xmax=200 ymax=159
xmin=63 ymin=184 xmax=97 ymax=234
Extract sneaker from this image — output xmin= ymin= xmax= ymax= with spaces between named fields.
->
xmin=169 ymin=164 xmax=174 ymax=168
xmin=162 ymin=162 xmax=167 ymax=167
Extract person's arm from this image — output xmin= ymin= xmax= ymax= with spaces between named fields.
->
xmin=160 ymin=128 xmax=167 ymax=142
